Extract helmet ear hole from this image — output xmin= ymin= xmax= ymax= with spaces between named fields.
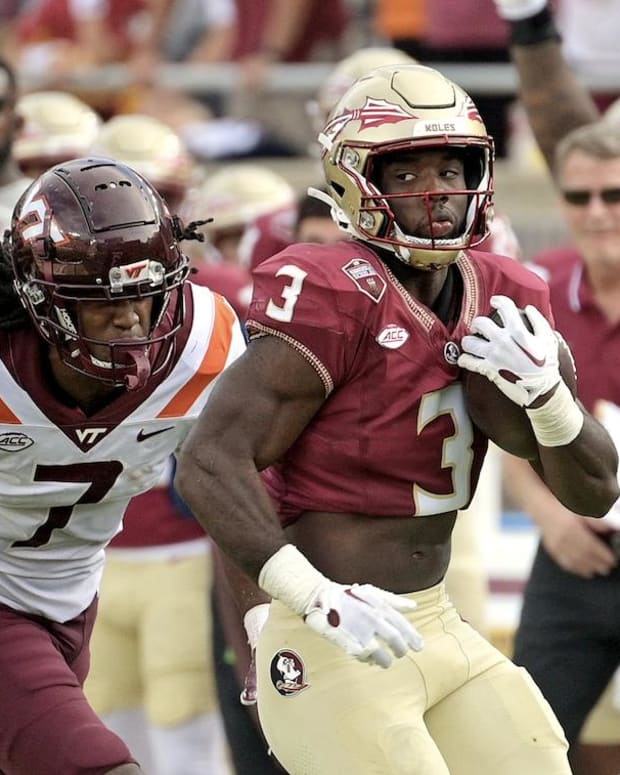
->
xmin=460 ymin=147 xmax=485 ymax=190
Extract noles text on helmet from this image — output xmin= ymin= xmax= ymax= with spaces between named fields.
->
xmin=6 ymin=157 xmax=190 ymax=390
xmin=315 ymin=64 xmax=494 ymax=270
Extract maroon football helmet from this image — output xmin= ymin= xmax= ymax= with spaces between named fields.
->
xmin=7 ymin=157 xmax=191 ymax=389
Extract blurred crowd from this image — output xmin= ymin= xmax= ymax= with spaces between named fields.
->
xmin=1 ymin=0 xmax=617 ymax=163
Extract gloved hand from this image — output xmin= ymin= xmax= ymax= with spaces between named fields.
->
xmin=240 ymin=603 xmax=270 ymax=706
xmin=259 ymin=544 xmax=424 ymax=669
xmin=492 ymin=0 xmax=548 ymax=20
xmin=458 ymin=295 xmax=560 ymax=408
xmin=303 ymin=582 xmax=424 ymax=669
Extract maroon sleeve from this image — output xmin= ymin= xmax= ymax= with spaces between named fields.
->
xmin=247 ymin=207 xmax=296 ymax=271
xmin=247 ymin=244 xmax=367 ymax=392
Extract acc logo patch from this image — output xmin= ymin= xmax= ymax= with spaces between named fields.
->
xmin=444 ymin=341 xmax=460 ymax=365
xmin=376 ymin=325 xmax=409 ymax=349
xmin=342 ymin=259 xmax=386 ymax=303
xmin=270 ymin=649 xmax=309 ymax=697
xmin=0 ymin=432 xmax=34 ymax=453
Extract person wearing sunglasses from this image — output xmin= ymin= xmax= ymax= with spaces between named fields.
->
xmin=490 ymin=3 xmax=620 ymax=775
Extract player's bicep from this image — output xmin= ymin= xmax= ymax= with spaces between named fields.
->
xmin=188 ymin=334 xmax=325 ymax=471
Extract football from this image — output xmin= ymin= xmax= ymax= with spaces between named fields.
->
xmin=461 ymin=309 xmax=577 ymax=459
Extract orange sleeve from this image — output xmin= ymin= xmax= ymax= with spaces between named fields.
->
xmin=157 ymin=293 xmax=235 ymax=418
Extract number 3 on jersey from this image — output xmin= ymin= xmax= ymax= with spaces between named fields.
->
xmin=414 ymin=384 xmax=474 ymax=515
xmin=266 ymin=264 xmax=307 ymax=323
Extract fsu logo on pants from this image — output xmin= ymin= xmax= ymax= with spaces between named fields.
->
xmin=270 ymin=649 xmax=309 ymax=697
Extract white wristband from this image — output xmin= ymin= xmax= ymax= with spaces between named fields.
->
xmin=258 ymin=544 xmax=326 ymax=615
xmin=526 ymin=381 xmax=584 ymax=447
xmin=494 ymin=0 xmax=547 ymax=20
xmin=243 ymin=603 xmax=271 ymax=649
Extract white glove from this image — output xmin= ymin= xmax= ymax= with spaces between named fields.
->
xmin=304 ymin=581 xmax=424 ymax=669
xmin=493 ymin=0 xmax=548 ymax=20
xmin=258 ymin=545 xmax=424 ymax=669
xmin=458 ymin=295 xmax=560 ymax=408
xmin=594 ymin=400 xmax=620 ymax=529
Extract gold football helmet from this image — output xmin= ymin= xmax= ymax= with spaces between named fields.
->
xmin=92 ymin=114 xmax=194 ymax=211
xmin=317 ymin=64 xmax=495 ymax=269
xmin=310 ymin=47 xmax=416 ymax=133
xmin=183 ymin=163 xmax=295 ymax=263
xmin=189 ymin=163 xmax=295 ymax=233
xmin=14 ymin=91 xmax=102 ymax=176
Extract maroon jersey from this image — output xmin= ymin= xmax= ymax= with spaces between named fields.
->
xmin=246 ymin=205 xmax=297 ymax=271
xmin=247 ymin=241 xmax=551 ymax=524
xmin=192 ymin=262 xmax=253 ymax=320
xmin=530 ymin=246 xmax=620 ymax=413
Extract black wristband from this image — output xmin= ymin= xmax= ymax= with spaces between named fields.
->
xmin=509 ymin=6 xmax=561 ymax=46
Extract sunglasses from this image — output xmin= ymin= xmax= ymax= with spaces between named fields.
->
xmin=561 ymin=188 xmax=620 ymax=206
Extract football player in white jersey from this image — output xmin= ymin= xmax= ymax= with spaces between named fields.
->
xmin=0 ymin=156 xmax=246 ymax=774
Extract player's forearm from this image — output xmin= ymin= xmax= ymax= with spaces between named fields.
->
xmin=503 ymin=452 xmax=560 ymax=523
xmin=176 ymin=445 xmax=287 ymax=581
xmin=511 ymin=41 xmax=599 ymax=172
xmin=217 ymin=545 xmax=271 ymax=615
xmin=493 ymin=1 xmax=599 ymax=172
xmin=535 ymin=412 xmax=619 ymax=517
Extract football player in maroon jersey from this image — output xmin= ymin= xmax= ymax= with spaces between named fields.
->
xmin=178 ymin=63 xmax=618 ymax=775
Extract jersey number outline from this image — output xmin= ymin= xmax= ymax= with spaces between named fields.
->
xmin=413 ymin=384 xmax=474 ymax=515
xmin=266 ymin=264 xmax=308 ymax=323
xmin=12 ymin=461 xmax=124 ymax=548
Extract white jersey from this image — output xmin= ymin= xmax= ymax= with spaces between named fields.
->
xmin=0 ymin=282 xmax=246 ymax=621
